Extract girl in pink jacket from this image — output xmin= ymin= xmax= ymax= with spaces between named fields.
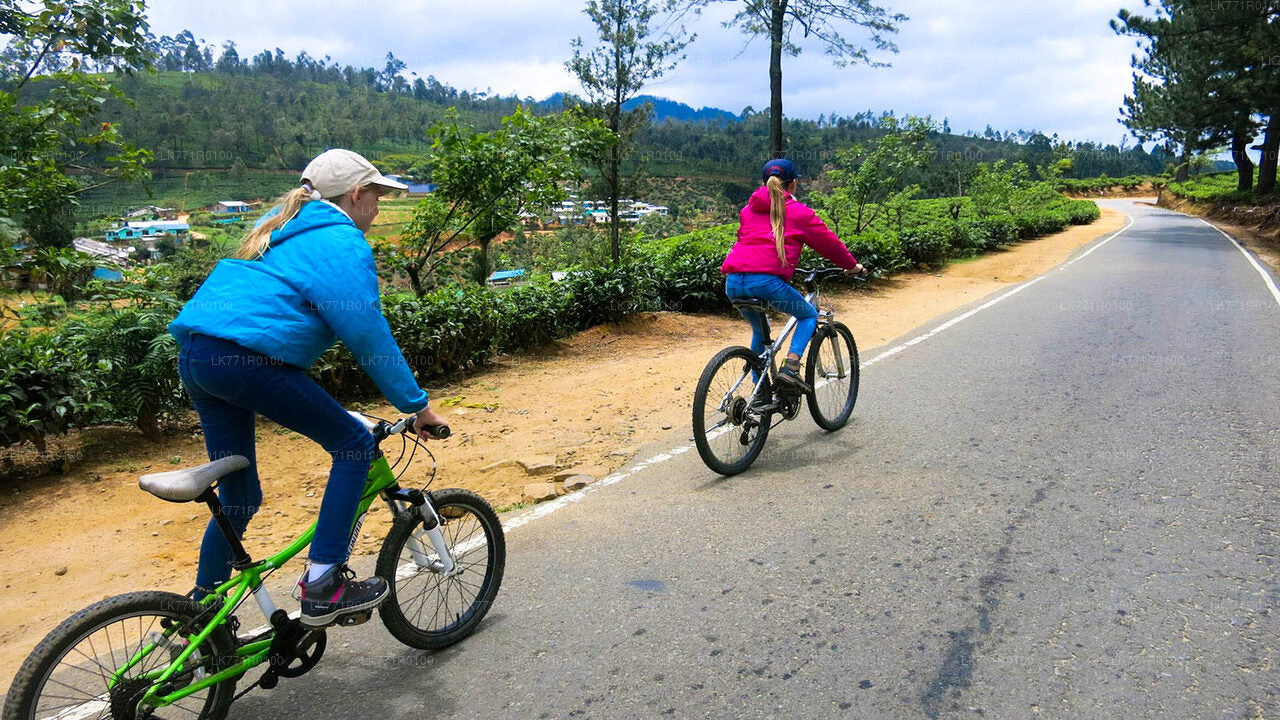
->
xmin=721 ymin=159 xmax=864 ymax=393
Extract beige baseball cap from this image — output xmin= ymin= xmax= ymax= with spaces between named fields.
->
xmin=300 ymin=148 xmax=408 ymax=199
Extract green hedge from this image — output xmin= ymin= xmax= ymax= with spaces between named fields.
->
xmin=1055 ymin=175 xmax=1166 ymax=193
xmin=1 ymin=195 xmax=1101 ymax=451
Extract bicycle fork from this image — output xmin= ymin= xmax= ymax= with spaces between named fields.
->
xmin=386 ymin=492 xmax=460 ymax=577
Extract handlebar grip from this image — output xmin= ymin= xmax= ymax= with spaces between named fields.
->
xmin=420 ymin=423 xmax=451 ymax=439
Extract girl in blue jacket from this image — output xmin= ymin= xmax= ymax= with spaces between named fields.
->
xmin=169 ymin=149 xmax=446 ymax=625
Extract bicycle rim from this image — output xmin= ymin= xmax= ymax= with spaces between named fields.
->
xmin=6 ymin=593 xmax=234 ymax=720
xmin=692 ymin=346 xmax=772 ymax=475
xmin=807 ymin=323 xmax=859 ymax=430
xmin=376 ymin=488 xmax=505 ymax=649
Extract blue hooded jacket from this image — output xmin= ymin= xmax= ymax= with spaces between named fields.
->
xmin=169 ymin=200 xmax=429 ymax=413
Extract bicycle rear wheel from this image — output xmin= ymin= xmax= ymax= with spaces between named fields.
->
xmin=692 ymin=346 xmax=773 ymax=475
xmin=3 ymin=591 xmax=236 ymax=720
xmin=376 ymin=488 xmax=505 ymax=650
xmin=806 ymin=322 xmax=859 ymax=430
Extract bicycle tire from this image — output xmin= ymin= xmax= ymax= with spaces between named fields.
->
xmin=692 ymin=346 xmax=774 ymax=475
xmin=3 ymin=591 xmax=237 ymax=720
xmin=806 ymin=322 xmax=859 ymax=430
xmin=376 ymin=488 xmax=505 ymax=650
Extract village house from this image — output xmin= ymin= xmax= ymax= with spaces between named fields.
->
xmin=543 ymin=197 xmax=669 ymax=227
xmin=124 ymin=205 xmax=178 ymax=221
xmin=486 ymin=268 xmax=526 ymax=287
xmin=214 ymin=200 xmax=253 ymax=214
xmin=104 ymin=220 xmax=190 ymax=243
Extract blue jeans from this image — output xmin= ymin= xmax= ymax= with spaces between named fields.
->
xmin=178 ymin=334 xmax=376 ymax=592
xmin=725 ymin=273 xmax=817 ymax=358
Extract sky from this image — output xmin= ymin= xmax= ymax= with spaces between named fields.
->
xmin=146 ymin=0 xmax=1147 ymax=147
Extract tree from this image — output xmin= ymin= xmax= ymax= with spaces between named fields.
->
xmin=567 ymin=0 xmax=691 ymax=263
xmin=810 ymin=116 xmax=934 ymax=236
xmin=388 ymin=109 xmax=608 ymax=295
xmin=1114 ymin=1 xmax=1280 ymax=191
xmin=678 ymin=0 xmax=906 ymax=157
xmin=0 ymin=0 xmax=152 ymax=248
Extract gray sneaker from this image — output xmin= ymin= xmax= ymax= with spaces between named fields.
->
xmin=774 ymin=362 xmax=812 ymax=395
xmin=298 ymin=565 xmax=388 ymax=627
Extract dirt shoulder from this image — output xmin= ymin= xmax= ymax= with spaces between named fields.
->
xmin=0 ymin=207 xmax=1127 ymax=686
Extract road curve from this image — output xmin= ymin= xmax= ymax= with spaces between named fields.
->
xmin=231 ymin=200 xmax=1279 ymax=720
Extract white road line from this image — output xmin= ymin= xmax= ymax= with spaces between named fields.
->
xmin=498 ymin=209 xmax=1140 ymax=533
xmin=1060 ymin=213 xmax=1136 ymax=268
xmin=1197 ymin=218 xmax=1280 ymax=309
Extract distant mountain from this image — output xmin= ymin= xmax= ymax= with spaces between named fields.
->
xmin=624 ymin=95 xmax=741 ymax=124
xmin=537 ymin=93 xmax=739 ymax=125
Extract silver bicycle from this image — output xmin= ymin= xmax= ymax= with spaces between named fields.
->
xmin=692 ymin=267 xmax=864 ymax=475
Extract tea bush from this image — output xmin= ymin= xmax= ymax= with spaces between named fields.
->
xmin=0 ymin=330 xmax=104 ymax=451
xmin=2 ymin=192 xmax=1101 ymax=450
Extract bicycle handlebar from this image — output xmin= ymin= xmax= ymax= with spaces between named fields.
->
xmin=349 ymin=411 xmax=451 ymax=441
xmin=796 ymin=266 xmax=870 ymax=289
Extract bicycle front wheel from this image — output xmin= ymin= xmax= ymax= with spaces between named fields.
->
xmin=3 ymin=591 xmax=237 ymax=720
xmin=692 ymin=346 xmax=773 ymax=475
xmin=376 ymin=488 xmax=505 ymax=650
xmin=806 ymin=322 xmax=860 ymax=430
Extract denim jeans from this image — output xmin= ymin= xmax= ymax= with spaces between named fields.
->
xmin=724 ymin=272 xmax=817 ymax=358
xmin=178 ymin=333 xmax=376 ymax=591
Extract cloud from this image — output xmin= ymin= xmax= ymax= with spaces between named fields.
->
xmin=145 ymin=0 xmax=1141 ymax=145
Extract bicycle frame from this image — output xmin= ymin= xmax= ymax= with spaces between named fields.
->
xmin=121 ymin=450 xmax=435 ymax=710
xmin=733 ymin=284 xmax=831 ymax=411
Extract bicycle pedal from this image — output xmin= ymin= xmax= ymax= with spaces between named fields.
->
xmin=335 ymin=610 xmax=373 ymax=627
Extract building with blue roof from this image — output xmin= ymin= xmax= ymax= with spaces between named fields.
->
xmin=487 ymin=268 xmax=526 ymax=287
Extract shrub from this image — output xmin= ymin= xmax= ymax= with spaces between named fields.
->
xmin=1057 ymin=199 xmax=1101 ymax=224
xmin=56 ymin=303 xmax=185 ymax=439
xmin=1013 ymin=212 xmax=1068 ymax=239
xmin=899 ymin=225 xmax=950 ymax=266
xmin=976 ymin=215 xmax=1019 ymax=247
xmin=496 ymin=279 xmax=570 ymax=352
xmin=559 ymin=261 xmax=659 ymax=329
xmin=0 ymin=329 xmax=104 ymax=451
xmin=844 ymin=230 xmax=909 ymax=274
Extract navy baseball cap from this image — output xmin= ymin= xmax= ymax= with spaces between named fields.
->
xmin=761 ymin=158 xmax=801 ymax=182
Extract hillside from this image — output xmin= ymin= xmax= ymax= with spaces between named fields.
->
xmin=95 ymin=71 xmax=1175 ymax=187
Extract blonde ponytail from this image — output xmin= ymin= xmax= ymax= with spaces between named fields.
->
xmin=234 ymin=186 xmax=314 ymax=260
xmin=767 ymin=175 xmax=788 ymax=267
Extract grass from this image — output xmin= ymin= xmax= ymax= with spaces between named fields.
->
xmin=369 ymin=197 xmax=421 ymax=242
xmin=1166 ymin=169 xmax=1276 ymax=203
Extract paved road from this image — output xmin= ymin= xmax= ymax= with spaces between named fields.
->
xmin=233 ymin=200 xmax=1279 ymax=719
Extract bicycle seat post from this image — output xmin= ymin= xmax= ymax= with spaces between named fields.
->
xmin=198 ymin=487 xmax=254 ymax=571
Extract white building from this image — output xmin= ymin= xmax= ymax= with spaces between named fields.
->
xmin=546 ymin=197 xmax=670 ymax=226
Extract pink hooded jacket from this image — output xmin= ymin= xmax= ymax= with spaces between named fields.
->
xmin=721 ymin=186 xmax=858 ymax=281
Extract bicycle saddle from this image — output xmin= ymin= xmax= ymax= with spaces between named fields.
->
xmin=731 ymin=298 xmax=769 ymax=313
xmin=139 ymin=455 xmax=250 ymax=502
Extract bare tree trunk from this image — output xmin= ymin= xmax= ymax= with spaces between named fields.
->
xmin=476 ymin=237 xmax=492 ymax=285
xmin=1257 ymin=113 xmax=1279 ymax=195
xmin=1231 ymin=130 xmax=1254 ymax=192
xmin=768 ymin=0 xmax=788 ymax=159
xmin=610 ymin=6 xmax=624 ymax=263
xmin=406 ymin=265 xmax=424 ymax=298
xmin=610 ymin=141 xmax=621 ymax=262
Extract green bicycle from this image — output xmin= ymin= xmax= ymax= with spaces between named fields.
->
xmin=3 ymin=412 xmax=505 ymax=720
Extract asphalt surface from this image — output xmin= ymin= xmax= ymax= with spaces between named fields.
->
xmin=231 ymin=200 xmax=1279 ymax=719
